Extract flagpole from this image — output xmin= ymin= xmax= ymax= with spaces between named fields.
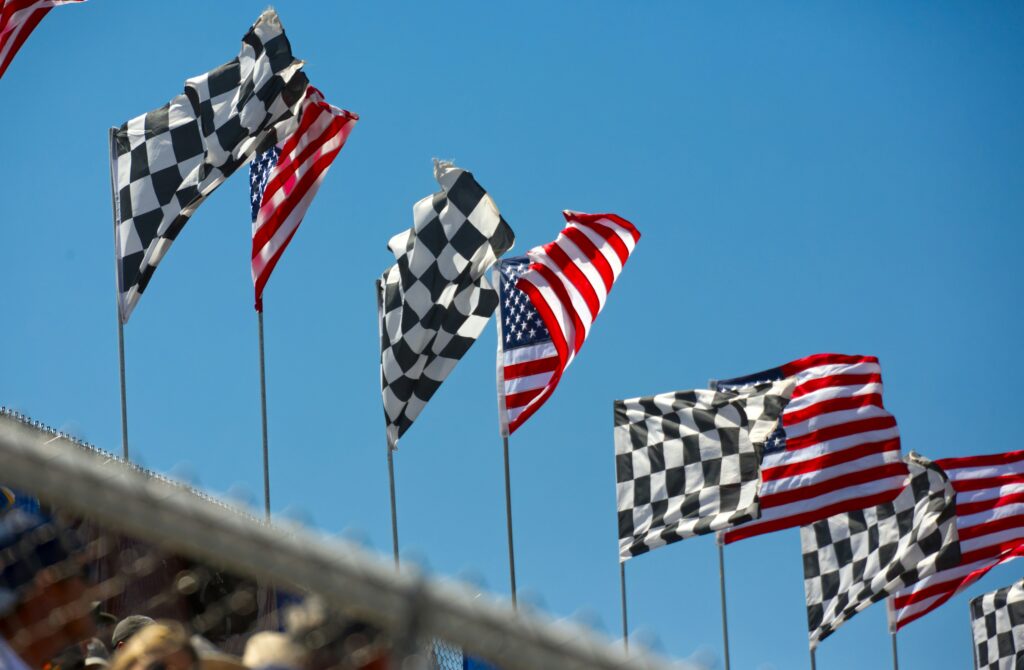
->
xmin=887 ymin=598 xmax=899 ymax=670
xmin=619 ymin=561 xmax=629 ymax=650
xmin=502 ymin=435 xmax=518 ymax=607
xmin=969 ymin=601 xmax=979 ymax=669
xmin=257 ymin=309 xmax=271 ymax=518
xmin=716 ymin=532 xmax=732 ymax=670
xmin=108 ymin=127 xmax=129 ymax=461
xmin=809 ymin=647 xmax=817 ymax=670
xmin=387 ymin=443 xmax=399 ymax=566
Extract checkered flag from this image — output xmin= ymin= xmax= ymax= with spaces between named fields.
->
xmin=110 ymin=9 xmax=308 ymax=322
xmin=971 ymin=580 xmax=1024 ymax=669
xmin=801 ymin=453 xmax=961 ymax=648
xmin=614 ymin=380 xmax=795 ymax=560
xmin=378 ymin=161 xmax=515 ymax=450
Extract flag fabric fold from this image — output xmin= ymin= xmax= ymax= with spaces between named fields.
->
xmin=970 ymin=579 xmax=1024 ymax=670
xmin=249 ymin=85 xmax=358 ymax=311
xmin=715 ymin=353 xmax=907 ymax=543
xmin=614 ymin=380 xmax=795 ymax=560
xmin=378 ymin=161 xmax=514 ymax=450
xmin=801 ymin=453 xmax=960 ymax=648
xmin=892 ymin=449 xmax=1024 ymax=629
xmin=0 ymin=0 xmax=82 ymax=80
xmin=496 ymin=211 xmax=640 ymax=435
xmin=111 ymin=9 xmax=307 ymax=322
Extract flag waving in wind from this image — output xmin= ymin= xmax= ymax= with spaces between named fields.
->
xmin=497 ymin=211 xmax=640 ymax=435
xmin=249 ymin=86 xmax=358 ymax=311
xmin=0 ymin=0 xmax=82 ymax=80
xmin=379 ymin=162 xmax=515 ymax=449
xmin=111 ymin=9 xmax=307 ymax=322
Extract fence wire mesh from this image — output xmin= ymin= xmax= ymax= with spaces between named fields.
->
xmin=0 ymin=409 xmax=699 ymax=670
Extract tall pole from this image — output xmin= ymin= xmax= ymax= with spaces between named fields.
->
xmin=809 ymin=647 xmax=817 ymax=670
xmin=716 ymin=532 xmax=732 ymax=670
xmin=969 ymin=600 xmax=979 ymax=669
xmin=887 ymin=598 xmax=900 ymax=670
xmin=619 ymin=561 xmax=629 ymax=650
xmin=257 ymin=310 xmax=271 ymax=518
xmin=387 ymin=444 xmax=399 ymax=566
xmin=502 ymin=435 xmax=517 ymax=607
xmin=108 ymin=128 xmax=129 ymax=461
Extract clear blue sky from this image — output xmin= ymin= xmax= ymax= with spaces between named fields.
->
xmin=2 ymin=2 xmax=1023 ymax=668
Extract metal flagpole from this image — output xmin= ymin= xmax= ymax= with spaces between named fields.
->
xmin=887 ymin=598 xmax=900 ymax=670
xmin=108 ymin=127 xmax=129 ymax=461
xmin=969 ymin=601 xmax=979 ymax=669
xmin=619 ymin=561 xmax=629 ymax=650
xmin=716 ymin=532 xmax=732 ymax=670
xmin=257 ymin=310 xmax=271 ymax=518
xmin=502 ymin=435 xmax=517 ymax=607
xmin=809 ymin=647 xmax=817 ymax=670
xmin=387 ymin=444 xmax=399 ymax=566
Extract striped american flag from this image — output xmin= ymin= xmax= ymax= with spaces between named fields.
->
xmin=892 ymin=450 xmax=1024 ymax=628
xmin=249 ymin=86 xmax=357 ymax=311
xmin=496 ymin=211 xmax=640 ymax=435
xmin=716 ymin=353 xmax=908 ymax=542
xmin=1 ymin=0 xmax=82 ymax=80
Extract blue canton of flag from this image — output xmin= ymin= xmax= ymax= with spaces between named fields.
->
xmin=498 ymin=257 xmax=551 ymax=350
xmin=249 ymin=146 xmax=282 ymax=223
xmin=716 ymin=366 xmax=788 ymax=454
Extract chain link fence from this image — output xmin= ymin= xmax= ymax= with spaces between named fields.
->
xmin=0 ymin=409 xmax=700 ymax=670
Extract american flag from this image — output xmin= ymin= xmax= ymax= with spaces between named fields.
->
xmin=892 ymin=449 xmax=1024 ymax=629
xmin=0 ymin=0 xmax=82 ymax=80
xmin=496 ymin=211 xmax=639 ymax=435
xmin=249 ymin=85 xmax=357 ymax=311
xmin=716 ymin=353 xmax=907 ymax=542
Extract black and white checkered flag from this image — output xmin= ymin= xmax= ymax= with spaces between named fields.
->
xmin=614 ymin=380 xmax=795 ymax=560
xmin=378 ymin=161 xmax=514 ymax=450
xmin=801 ymin=453 xmax=961 ymax=648
xmin=111 ymin=9 xmax=308 ymax=322
xmin=970 ymin=579 xmax=1024 ymax=669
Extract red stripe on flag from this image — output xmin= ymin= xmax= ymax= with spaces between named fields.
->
xmin=760 ymin=462 xmax=908 ymax=509
xmin=541 ymin=240 xmax=601 ymax=321
xmin=724 ymin=487 xmax=902 ymax=543
xmin=576 ymin=219 xmax=631 ymax=266
xmin=561 ymin=226 xmax=614 ymax=293
xmin=780 ymin=353 xmax=879 ymax=377
xmin=760 ymin=437 xmax=901 ymax=482
xmin=957 ymin=491 xmax=1024 ymax=517
xmin=782 ymin=393 xmax=885 ymax=426
xmin=0 ymin=6 xmax=48 ymax=78
xmin=791 ymin=373 xmax=883 ymax=399
xmin=784 ymin=414 xmax=897 ymax=451
xmin=523 ymin=263 xmax=586 ymax=357
xmin=952 ymin=473 xmax=1024 ymax=493
xmin=504 ymin=356 xmax=559 ymax=380
xmin=938 ymin=450 xmax=1024 ymax=472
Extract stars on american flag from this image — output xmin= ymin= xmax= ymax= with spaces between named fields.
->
xmin=249 ymin=145 xmax=281 ymax=222
xmin=499 ymin=259 xmax=549 ymax=349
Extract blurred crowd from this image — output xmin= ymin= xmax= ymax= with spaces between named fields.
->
xmin=0 ymin=491 xmax=393 ymax=670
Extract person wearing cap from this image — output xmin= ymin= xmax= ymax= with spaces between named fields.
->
xmin=109 ymin=622 xmax=198 ymax=670
xmin=111 ymin=615 xmax=155 ymax=652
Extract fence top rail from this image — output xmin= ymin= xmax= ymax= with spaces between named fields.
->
xmin=0 ymin=411 xmax=700 ymax=670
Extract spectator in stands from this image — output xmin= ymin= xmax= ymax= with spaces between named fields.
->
xmin=110 ymin=615 xmax=155 ymax=652
xmin=0 ymin=506 xmax=95 ymax=668
xmin=109 ymin=622 xmax=197 ymax=670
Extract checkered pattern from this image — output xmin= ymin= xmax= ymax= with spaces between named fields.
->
xmin=801 ymin=454 xmax=960 ymax=648
xmin=111 ymin=9 xmax=307 ymax=322
xmin=971 ymin=580 xmax=1024 ymax=669
xmin=614 ymin=380 xmax=795 ymax=560
xmin=378 ymin=161 xmax=514 ymax=450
